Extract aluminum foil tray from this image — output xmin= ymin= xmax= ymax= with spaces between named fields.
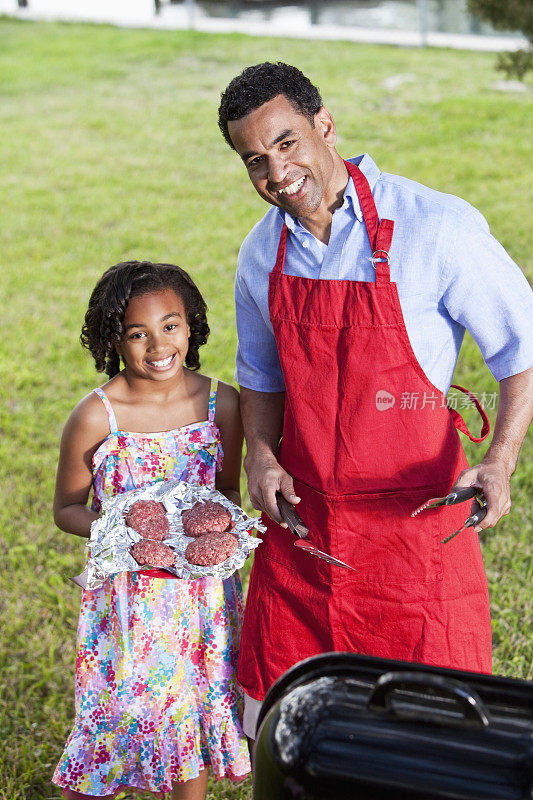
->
xmin=85 ymin=480 xmax=265 ymax=589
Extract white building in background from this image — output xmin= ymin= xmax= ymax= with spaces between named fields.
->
xmin=0 ymin=0 xmax=526 ymax=51
xmin=0 ymin=0 xmax=157 ymax=24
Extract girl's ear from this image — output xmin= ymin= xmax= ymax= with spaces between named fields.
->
xmin=115 ymin=342 xmax=123 ymax=357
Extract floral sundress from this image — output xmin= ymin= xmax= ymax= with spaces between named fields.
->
xmin=53 ymin=379 xmax=251 ymax=798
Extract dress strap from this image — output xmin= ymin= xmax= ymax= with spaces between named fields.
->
xmin=93 ymin=387 xmax=119 ymax=435
xmin=208 ymin=379 xmax=218 ymax=422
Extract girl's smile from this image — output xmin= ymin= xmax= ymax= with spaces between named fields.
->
xmin=117 ymin=289 xmax=190 ymax=381
xmin=145 ymin=353 xmax=177 ymax=372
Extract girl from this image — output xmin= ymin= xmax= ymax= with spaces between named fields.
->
xmin=52 ymin=261 xmax=251 ymax=800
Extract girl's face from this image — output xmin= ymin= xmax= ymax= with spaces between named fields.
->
xmin=116 ymin=289 xmax=191 ymax=381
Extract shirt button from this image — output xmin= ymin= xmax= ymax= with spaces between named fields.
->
xmin=302 ymin=240 xmax=309 ymax=249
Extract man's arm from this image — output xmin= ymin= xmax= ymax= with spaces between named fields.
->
xmin=240 ymin=387 xmax=301 ymax=524
xmin=453 ymin=367 xmax=533 ymax=529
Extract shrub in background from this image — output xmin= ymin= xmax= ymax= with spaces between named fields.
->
xmin=467 ymin=0 xmax=533 ymax=80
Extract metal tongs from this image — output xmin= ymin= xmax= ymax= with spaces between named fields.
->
xmin=276 ymin=492 xmax=359 ymax=571
xmin=411 ymin=486 xmax=488 ymax=543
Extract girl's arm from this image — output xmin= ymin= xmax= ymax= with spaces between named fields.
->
xmin=214 ymin=381 xmax=244 ymax=507
xmin=54 ymin=393 xmax=109 ymax=538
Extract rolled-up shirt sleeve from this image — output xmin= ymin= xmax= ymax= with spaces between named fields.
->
xmin=234 ymin=244 xmax=285 ymax=392
xmin=440 ymin=205 xmax=533 ymax=382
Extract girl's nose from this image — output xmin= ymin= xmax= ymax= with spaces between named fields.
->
xmin=147 ymin=332 xmax=164 ymax=351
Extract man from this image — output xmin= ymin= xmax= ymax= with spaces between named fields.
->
xmin=217 ymin=62 xmax=533 ymax=738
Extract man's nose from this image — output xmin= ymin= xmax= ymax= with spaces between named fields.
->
xmin=267 ymin=154 xmax=288 ymax=186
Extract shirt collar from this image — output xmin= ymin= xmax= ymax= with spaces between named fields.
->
xmin=279 ymin=154 xmax=380 ymax=232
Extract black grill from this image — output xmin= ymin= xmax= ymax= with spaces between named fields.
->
xmin=253 ymin=653 xmax=533 ymax=800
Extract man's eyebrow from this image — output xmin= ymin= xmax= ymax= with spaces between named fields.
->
xmin=272 ymin=129 xmax=296 ymax=146
xmin=241 ymin=129 xmax=296 ymax=162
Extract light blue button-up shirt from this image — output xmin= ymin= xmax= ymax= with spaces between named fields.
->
xmin=235 ymin=154 xmax=533 ymax=394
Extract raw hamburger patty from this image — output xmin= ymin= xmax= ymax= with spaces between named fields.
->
xmin=131 ymin=540 xmax=175 ymax=568
xmin=185 ymin=532 xmax=238 ymax=566
xmin=181 ymin=501 xmax=232 ymax=537
xmin=125 ymin=500 xmax=169 ymax=540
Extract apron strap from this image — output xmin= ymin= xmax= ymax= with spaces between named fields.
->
xmin=448 ymin=384 xmax=491 ymax=443
xmin=273 ymin=223 xmax=288 ymax=275
xmin=373 ymin=218 xmax=395 ymax=284
xmin=344 ymin=160 xmax=394 ymax=285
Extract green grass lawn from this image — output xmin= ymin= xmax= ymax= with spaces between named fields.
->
xmin=0 ymin=18 xmax=531 ymax=800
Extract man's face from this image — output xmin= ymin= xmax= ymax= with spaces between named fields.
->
xmin=227 ymin=94 xmax=338 ymax=221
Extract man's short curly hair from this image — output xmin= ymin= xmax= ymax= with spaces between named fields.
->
xmin=80 ymin=261 xmax=209 ymax=378
xmin=218 ymin=62 xmax=322 ymax=150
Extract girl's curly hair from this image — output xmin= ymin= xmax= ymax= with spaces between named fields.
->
xmin=80 ymin=261 xmax=209 ymax=377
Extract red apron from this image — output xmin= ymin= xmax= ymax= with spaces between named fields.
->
xmin=238 ymin=161 xmax=492 ymax=701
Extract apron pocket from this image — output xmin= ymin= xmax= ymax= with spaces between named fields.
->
xmin=334 ymin=487 xmax=443 ymax=588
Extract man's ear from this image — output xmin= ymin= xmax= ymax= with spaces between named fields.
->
xmin=314 ymin=106 xmax=337 ymax=147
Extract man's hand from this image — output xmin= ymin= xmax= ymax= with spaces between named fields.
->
xmin=244 ymin=449 xmax=300 ymax=525
xmin=452 ymin=367 xmax=533 ymax=532
xmin=451 ymin=460 xmax=511 ymax=532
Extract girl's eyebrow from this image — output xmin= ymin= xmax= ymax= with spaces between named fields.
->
xmin=161 ymin=311 xmax=184 ymax=321
xmin=124 ymin=312 xmax=183 ymax=331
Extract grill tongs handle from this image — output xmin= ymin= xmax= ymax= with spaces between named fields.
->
xmin=276 ymin=492 xmax=309 ymax=538
xmin=368 ymin=671 xmax=491 ymax=728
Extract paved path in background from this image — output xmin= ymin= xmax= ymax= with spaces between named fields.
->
xmin=0 ymin=0 xmax=527 ymax=51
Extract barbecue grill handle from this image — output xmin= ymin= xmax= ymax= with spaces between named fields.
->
xmin=368 ymin=671 xmax=491 ymax=728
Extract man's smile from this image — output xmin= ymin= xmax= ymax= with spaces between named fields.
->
xmin=276 ymin=176 xmax=306 ymax=197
